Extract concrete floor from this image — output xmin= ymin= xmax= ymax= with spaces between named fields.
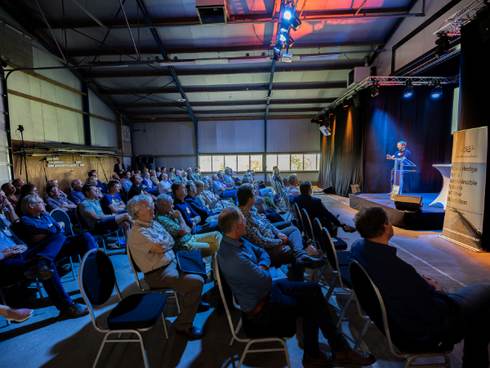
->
xmin=1 ymin=194 xmax=490 ymax=368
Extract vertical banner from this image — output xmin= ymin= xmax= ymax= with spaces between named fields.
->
xmin=442 ymin=126 xmax=488 ymax=251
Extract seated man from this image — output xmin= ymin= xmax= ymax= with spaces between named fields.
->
xmin=158 ymin=173 xmax=172 ymax=194
xmin=101 ymin=180 xmax=126 ymax=215
xmin=119 ymin=171 xmax=132 ymax=194
xmin=286 ymin=174 xmax=300 ymax=199
xmin=68 ymin=179 xmax=85 ymax=205
xmin=87 ymin=169 xmax=107 ymax=193
xmin=217 ymin=207 xmax=374 ymax=367
xmin=212 ymin=173 xmax=237 ymax=201
xmin=78 ymin=184 xmax=131 ymax=235
xmin=45 ymin=182 xmax=77 ymax=214
xmin=195 ymin=180 xmax=233 ymax=210
xmin=237 ymin=184 xmax=324 ymax=279
xmin=127 ymin=174 xmax=144 ymax=200
xmin=185 ymin=182 xmax=220 ymax=224
xmin=155 ymin=194 xmax=222 ymax=257
xmin=352 ymin=207 xmax=490 ymax=368
xmin=294 ymin=181 xmax=355 ymax=249
xmin=1 ymin=182 xmax=18 ymax=207
xmin=172 ymin=183 xmax=217 ymax=233
xmin=127 ymin=194 xmax=207 ymax=340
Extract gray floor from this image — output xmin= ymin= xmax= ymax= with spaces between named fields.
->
xmin=1 ymin=194 xmax=490 ymax=368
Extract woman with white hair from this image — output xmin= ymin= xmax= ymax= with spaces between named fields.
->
xmin=127 ymin=194 xmax=207 ymax=340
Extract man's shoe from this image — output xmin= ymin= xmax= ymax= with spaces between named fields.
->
xmin=198 ymin=301 xmax=211 ymax=312
xmin=297 ymin=255 xmax=326 ymax=269
xmin=37 ymin=260 xmax=55 ymax=280
xmin=302 ymin=352 xmax=331 ymax=367
xmin=175 ymin=326 xmax=204 ymax=340
xmin=332 ymin=350 xmax=376 ymax=366
xmin=59 ymin=303 xmax=89 ymax=319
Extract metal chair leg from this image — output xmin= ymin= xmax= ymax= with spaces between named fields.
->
xmin=238 ymin=340 xmax=254 ymax=368
xmin=93 ymin=332 xmax=110 ymax=368
xmin=136 ymin=331 xmax=150 ymax=368
xmin=161 ymin=313 xmax=168 ymax=339
xmin=281 ymin=339 xmax=291 ymax=368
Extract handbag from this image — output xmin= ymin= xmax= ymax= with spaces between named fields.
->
xmin=175 ymin=249 xmax=207 ymax=280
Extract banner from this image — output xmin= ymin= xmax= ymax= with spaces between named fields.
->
xmin=442 ymin=126 xmax=488 ymax=251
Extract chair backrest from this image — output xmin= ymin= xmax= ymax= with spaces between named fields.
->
xmin=301 ymin=208 xmax=315 ymax=241
xmin=321 ymin=228 xmax=340 ymax=273
xmin=127 ymin=246 xmax=145 ymax=290
xmin=313 ymin=218 xmax=323 ymax=245
xmin=213 ymin=254 xmax=247 ymax=343
xmin=50 ymin=208 xmax=75 ymax=236
xmin=349 ymin=260 xmax=396 ymax=351
xmin=79 ymin=249 xmax=118 ymax=308
xmin=292 ymin=203 xmax=304 ymax=232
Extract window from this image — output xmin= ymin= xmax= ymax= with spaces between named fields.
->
xmin=212 ymin=156 xmax=225 ymax=172
xmin=250 ymin=155 xmax=263 ymax=172
xmin=224 ymin=155 xmax=237 ymax=171
xmin=237 ymin=155 xmax=249 ymax=172
xmin=199 ymin=155 xmax=212 ymax=172
xmin=291 ymin=154 xmax=303 ymax=171
xmin=199 ymin=153 xmax=320 ymax=173
xmin=277 ymin=154 xmax=290 ymax=171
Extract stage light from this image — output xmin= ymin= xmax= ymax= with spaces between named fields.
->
xmin=279 ymin=33 xmax=287 ymax=43
xmin=403 ymin=81 xmax=414 ymax=99
xmin=430 ymin=84 xmax=443 ymax=99
xmin=370 ymin=81 xmax=380 ymax=98
xmin=283 ymin=8 xmax=293 ymax=21
xmin=319 ymin=125 xmax=331 ymax=136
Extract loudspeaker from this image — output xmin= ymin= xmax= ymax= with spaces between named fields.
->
xmin=393 ymin=194 xmax=422 ymax=212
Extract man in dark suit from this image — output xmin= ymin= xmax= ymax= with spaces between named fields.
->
xmin=293 ymin=182 xmax=355 ymax=250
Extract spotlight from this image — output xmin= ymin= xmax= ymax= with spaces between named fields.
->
xmin=343 ymin=99 xmax=351 ymax=109
xmin=370 ymin=81 xmax=380 ymax=98
xmin=403 ymin=81 xmax=414 ymax=99
xmin=319 ymin=125 xmax=331 ymax=136
xmin=279 ymin=33 xmax=287 ymax=43
xmin=430 ymin=83 xmax=443 ymax=99
xmin=283 ymin=8 xmax=293 ymax=21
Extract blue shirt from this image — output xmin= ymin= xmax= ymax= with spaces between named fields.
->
xmin=350 ymin=238 xmax=453 ymax=349
xmin=101 ymin=193 xmax=124 ymax=214
xmin=68 ymin=190 xmax=85 ymax=205
xmin=218 ymin=236 xmax=272 ymax=312
xmin=18 ymin=213 xmax=66 ymax=257
xmin=174 ymin=199 xmax=200 ymax=228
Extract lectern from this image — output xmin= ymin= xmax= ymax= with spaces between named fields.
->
xmin=390 ymin=158 xmax=417 ymax=199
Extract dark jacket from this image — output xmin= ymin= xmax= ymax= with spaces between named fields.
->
xmin=293 ymin=194 xmax=341 ymax=232
xmin=174 ymin=198 xmax=200 ymax=228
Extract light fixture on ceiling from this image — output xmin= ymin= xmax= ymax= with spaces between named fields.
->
xmin=430 ymin=83 xmax=443 ymax=99
xmin=319 ymin=125 xmax=331 ymax=136
xmin=402 ymin=80 xmax=414 ymax=99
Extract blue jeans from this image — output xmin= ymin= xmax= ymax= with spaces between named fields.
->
xmin=243 ymin=279 xmax=347 ymax=356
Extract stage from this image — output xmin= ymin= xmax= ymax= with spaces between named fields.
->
xmin=349 ymin=193 xmax=446 ymax=230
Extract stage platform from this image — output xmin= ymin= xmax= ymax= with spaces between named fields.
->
xmin=349 ymin=193 xmax=445 ymax=230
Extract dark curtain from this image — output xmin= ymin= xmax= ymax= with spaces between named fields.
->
xmin=319 ymin=98 xmax=363 ymax=196
xmin=362 ymin=87 xmax=453 ymax=193
xmin=460 ymin=7 xmax=490 ymax=249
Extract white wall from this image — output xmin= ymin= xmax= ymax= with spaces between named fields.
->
xmin=374 ymin=0 xmax=474 ymax=75
xmin=132 ymin=121 xmax=195 ymax=156
xmin=198 ymin=120 xmax=264 ymax=153
xmin=89 ymin=90 xmax=118 ymax=147
xmin=0 ymin=75 xmax=10 ymax=183
xmin=267 ymin=119 xmax=320 ymax=152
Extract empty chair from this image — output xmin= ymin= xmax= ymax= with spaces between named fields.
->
xmin=301 ymin=208 xmax=315 ymax=242
xmin=213 ymin=254 xmax=291 ymax=368
xmin=79 ymin=249 xmax=169 ymax=368
xmin=349 ymin=260 xmax=452 ymax=368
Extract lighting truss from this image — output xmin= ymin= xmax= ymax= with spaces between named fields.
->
xmin=434 ymin=0 xmax=489 ymax=37
xmin=315 ymin=76 xmax=457 ymax=115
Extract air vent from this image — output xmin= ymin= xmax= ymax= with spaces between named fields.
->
xmin=196 ymin=0 xmax=227 ymax=24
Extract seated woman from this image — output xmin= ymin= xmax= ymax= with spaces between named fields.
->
xmin=155 ymin=194 xmax=222 ymax=257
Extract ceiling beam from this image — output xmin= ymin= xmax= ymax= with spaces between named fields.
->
xmin=126 ymin=107 xmax=322 ymax=116
xmin=65 ymin=41 xmax=377 ymax=57
xmin=130 ymin=114 xmax=315 ymax=122
xmin=100 ymin=81 xmax=347 ymax=95
xmin=44 ymin=6 xmax=418 ymax=30
xmin=85 ymin=60 xmax=364 ymax=78
xmin=120 ymin=98 xmax=335 ymax=108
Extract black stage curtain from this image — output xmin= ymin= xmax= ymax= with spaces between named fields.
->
xmin=362 ymin=87 xmax=453 ymax=193
xmin=319 ymin=99 xmax=363 ymax=196
xmin=320 ymin=87 xmax=453 ymax=195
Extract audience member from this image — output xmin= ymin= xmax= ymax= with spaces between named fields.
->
xmin=45 ymin=182 xmax=77 ymax=213
xmin=237 ymin=184 xmax=324 ymax=279
xmin=0 ymin=304 xmax=33 ymax=323
xmin=120 ymin=171 xmax=132 ymax=193
xmin=127 ymin=194 xmax=207 ymax=340
xmin=185 ymin=182 xmax=219 ymax=225
xmin=217 ymin=207 xmax=375 ymax=367
xmin=87 ymin=170 xmax=107 ymax=193
xmin=11 ymin=178 xmax=25 ymax=199
xmin=78 ymin=184 xmax=131 ymax=234
xmin=158 ymin=173 xmax=172 ymax=194
xmin=68 ymin=179 xmax=85 ymax=205
xmin=101 ymin=180 xmax=126 ymax=215
xmin=113 ymin=158 xmax=124 ymax=175
xmin=1 ymin=182 xmax=18 ymax=207
xmin=127 ymin=174 xmax=144 ymax=200
xmin=352 ymin=207 xmax=490 ymax=368
xmin=155 ymin=194 xmax=221 ymax=256
xmin=286 ymin=174 xmax=300 ymax=199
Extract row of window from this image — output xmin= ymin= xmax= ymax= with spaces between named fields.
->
xmin=198 ymin=153 xmax=321 ymax=173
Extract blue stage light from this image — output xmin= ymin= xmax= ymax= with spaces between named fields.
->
xmin=403 ymin=83 xmax=414 ymax=99
xmin=283 ymin=9 xmax=293 ymax=20
xmin=279 ymin=33 xmax=287 ymax=43
xmin=430 ymin=85 xmax=443 ymax=99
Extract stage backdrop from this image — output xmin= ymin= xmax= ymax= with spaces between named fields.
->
xmin=320 ymin=87 xmax=454 ymax=195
